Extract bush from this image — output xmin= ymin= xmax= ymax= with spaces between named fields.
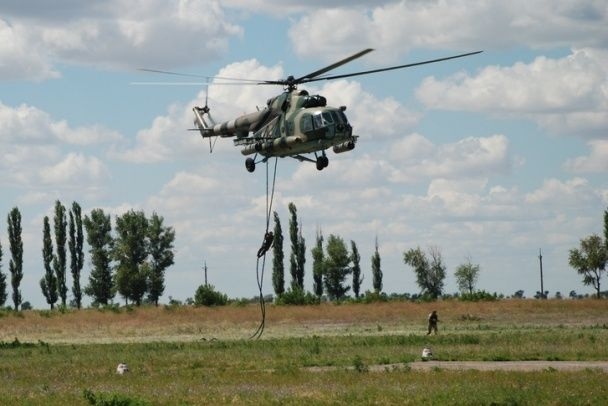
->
xmin=459 ymin=290 xmax=498 ymax=302
xmin=275 ymin=287 xmax=320 ymax=305
xmin=194 ymin=284 xmax=228 ymax=307
xmin=361 ymin=291 xmax=389 ymax=303
xmin=83 ymin=389 xmax=149 ymax=406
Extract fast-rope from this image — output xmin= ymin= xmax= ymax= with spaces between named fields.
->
xmin=250 ymin=157 xmax=278 ymax=339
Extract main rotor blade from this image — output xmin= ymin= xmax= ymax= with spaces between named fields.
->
xmin=300 ymin=50 xmax=483 ymax=84
xmin=137 ymin=68 xmax=263 ymax=83
xmin=295 ymin=48 xmax=374 ymax=82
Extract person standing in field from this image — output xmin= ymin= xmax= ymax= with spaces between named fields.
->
xmin=427 ymin=310 xmax=439 ymax=335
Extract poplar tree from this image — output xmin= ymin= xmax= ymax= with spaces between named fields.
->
xmin=351 ymin=240 xmax=362 ymax=298
xmin=53 ymin=200 xmax=68 ymax=306
xmin=288 ymin=203 xmax=299 ymax=289
xmin=147 ymin=212 xmax=175 ymax=306
xmin=40 ymin=216 xmax=58 ymax=309
xmin=371 ymin=238 xmax=382 ymax=293
xmin=84 ymin=209 xmax=115 ymax=306
xmin=311 ymin=230 xmax=324 ymax=297
xmin=69 ymin=202 xmax=85 ymax=309
xmin=0 ymin=239 xmax=7 ymax=306
xmin=8 ymin=207 xmax=24 ymax=310
xmin=296 ymin=225 xmax=306 ymax=290
xmin=271 ymin=212 xmax=285 ymax=296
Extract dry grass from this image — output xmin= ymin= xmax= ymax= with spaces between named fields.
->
xmin=1 ymin=298 xmax=607 ymax=343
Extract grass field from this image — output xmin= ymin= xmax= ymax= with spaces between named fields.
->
xmin=1 ymin=299 xmax=607 ymax=405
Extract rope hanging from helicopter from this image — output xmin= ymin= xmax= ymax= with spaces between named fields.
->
xmin=250 ymin=156 xmax=278 ymax=339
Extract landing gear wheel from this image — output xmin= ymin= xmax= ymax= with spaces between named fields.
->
xmin=245 ymin=158 xmax=256 ymax=173
xmin=316 ymin=155 xmax=329 ymax=171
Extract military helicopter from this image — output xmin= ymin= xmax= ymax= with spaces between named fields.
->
xmin=144 ymin=49 xmax=481 ymax=172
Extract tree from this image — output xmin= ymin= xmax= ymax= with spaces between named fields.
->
xmin=605 ymin=208 xmax=608 ymax=250
xmin=0 ymin=239 xmax=7 ymax=307
xmin=69 ymin=202 xmax=85 ymax=309
xmin=40 ymin=216 xmax=58 ymax=309
xmin=288 ymin=203 xmax=298 ymax=289
xmin=53 ymin=200 xmax=68 ymax=306
xmin=194 ymin=284 xmax=227 ymax=306
xmin=454 ymin=257 xmax=480 ymax=295
xmin=351 ymin=240 xmax=362 ymax=298
xmin=297 ymin=225 xmax=306 ymax=290
xmin=323 ymin=234 xmax=351 ymax=300
xmin=371 ymin=237 xmax=382 ymax=294
xmin=288 ymin=203 xmax=305 ymax=290
xmin=147 ymin=212 xmax=175 ymax=306
xmin=568 ymin=234 xmax=607 ymax=299
xmin=403 ymin=246 xmax=446 ymax=299
xmin=8 ymin=207 xmax=24 ymax=310
xmin=84 ymin=209 xmax=115 ymax=306
xmin=311 ymin=230 xmax=324 ymax=297
xmin=271 ymin=212 xmax=285 ymax=296
xmin=114 ymin=210 xmax=149 ymax=305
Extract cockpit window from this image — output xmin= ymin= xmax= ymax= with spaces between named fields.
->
xmin=313 ymin=113 xmax=324 ymax=129
xmin=301 ymin=114 xmax=313 ymax=132
xmin=312 ymin=111 xmax=334 ymax=128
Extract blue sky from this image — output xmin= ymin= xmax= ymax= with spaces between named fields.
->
xmin=1 ymin=1 xmax=607 ymax=308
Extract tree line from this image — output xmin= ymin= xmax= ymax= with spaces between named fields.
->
xmin=1 ymin=204 xmax=606 ymax=309
xmin=0 ymin=203 xmax=175 ymax=310
xmin=268 ymin=202 xmax=384 ymax=304
xmin=268 ymin=202 xmax=482 ymax=303
xmin=268 ymin=204 xmax=608 ymax=303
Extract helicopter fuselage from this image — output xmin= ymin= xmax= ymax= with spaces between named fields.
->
xmin=193 ymin=89 xmax=357 ymax=170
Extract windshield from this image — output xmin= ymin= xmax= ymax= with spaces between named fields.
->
xmin=312 ymin=111 xmax=333 ymax=128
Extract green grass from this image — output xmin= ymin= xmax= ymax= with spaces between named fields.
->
xmin=1 ymin=300 xmax=608 ymax=404
xmin=1 ymin=328 xmax=608 ymax=404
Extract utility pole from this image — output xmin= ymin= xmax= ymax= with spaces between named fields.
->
xmin=538 ymin=249 xmax=545 ymax=299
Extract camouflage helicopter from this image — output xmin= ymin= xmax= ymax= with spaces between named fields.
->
xmin=145 ymin=49 xmax=481 ymax=172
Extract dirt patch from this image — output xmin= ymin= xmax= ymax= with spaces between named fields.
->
xmin=306 ymin=361 xmax=608 ymax=373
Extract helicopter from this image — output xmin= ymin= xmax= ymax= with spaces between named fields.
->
xmin=144 ymin=49 xmax=482 ymax=172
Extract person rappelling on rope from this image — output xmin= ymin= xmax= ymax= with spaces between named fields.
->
xmin=257 ymin=231 xmax=274 ymax=258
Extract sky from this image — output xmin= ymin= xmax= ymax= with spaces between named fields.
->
xmin=1 ymin=0 xmax=607 ymax=308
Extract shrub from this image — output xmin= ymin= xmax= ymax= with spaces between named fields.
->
xmin=362 ymin=291 xmax=389 ymax=303
xmin=459 ymin=290 xmax=499 ymax=302
xmin=194 ymin=284 xmax=228 ymax=307
xmin=83 ymin=389 xmax=149 ymax=406
xmin=275 ymin=287 xmax=320 ymax=305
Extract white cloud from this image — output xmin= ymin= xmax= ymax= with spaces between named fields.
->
xmin=389 ymin=134 xmax=512 ymax=181
xmin=0 ymin=0 xmax=243 ymax=80
xmin=0 ymin=101 xmax=122 ymax=145
xmin=564 ymin=139 xmax=608 ymax=173
xmin=525 ymin=177 xmax=593 ymax=205
xmin=38 ymin=153 xmax=109 ymax=185
xmin=287 ymin=1 xmax=608 ymax=61
xmin=0 ymin=19 xmax=59 ymax=80
xmin=0 ymin=101 xmax=118 ymax=190
xmin=416 ymin=48 xmax=608 ymax=137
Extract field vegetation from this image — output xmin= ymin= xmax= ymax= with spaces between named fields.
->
xmin=1 ymin=299 xmax=607 ymax=405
